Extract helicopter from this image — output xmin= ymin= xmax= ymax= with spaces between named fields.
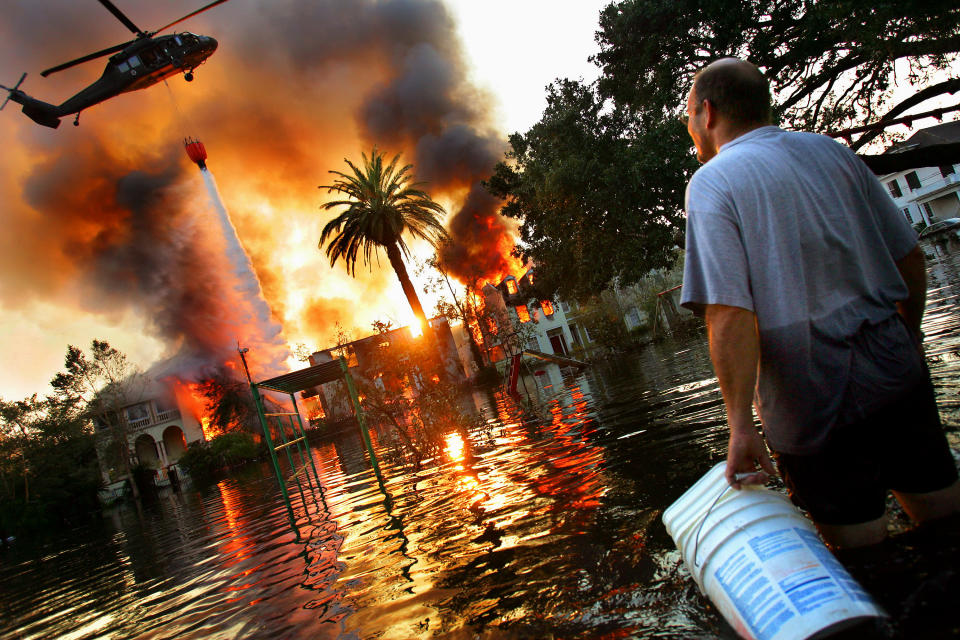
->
xmin=0 ymin=0 xmax=228 ymax=129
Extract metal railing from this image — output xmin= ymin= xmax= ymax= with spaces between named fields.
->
xmin=155 ymin=408 xmax=181 ymax=422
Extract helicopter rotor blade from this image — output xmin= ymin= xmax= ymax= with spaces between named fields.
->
xmin=40 ymin=41 xmax=133 ymax=77
xmin=97 ymin=0 xmax=147 ymax=37
xmin=149 ymin=0 xmax=231 ymax=35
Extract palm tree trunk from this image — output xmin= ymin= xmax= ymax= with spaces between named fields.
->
xmin=386 ymin=243 xmax=428 ymax=328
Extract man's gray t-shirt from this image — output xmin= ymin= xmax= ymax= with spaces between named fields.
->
xmin=680 ymin=126 xmax=922 ymax=454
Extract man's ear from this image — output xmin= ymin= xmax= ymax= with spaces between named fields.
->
xmin=703 ymin=99 xmax=719 ymax=129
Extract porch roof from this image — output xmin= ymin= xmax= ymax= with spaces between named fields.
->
xmin=255 ymin=360 xmax=344 ymax=394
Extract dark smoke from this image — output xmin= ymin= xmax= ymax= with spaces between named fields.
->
xmin=18 ymin=138 xmax=279 ymax=381
xmin=2 ymin=0 xmax=520 ymax=390
xmin=239 ymin=0 xmax=516 ymax=283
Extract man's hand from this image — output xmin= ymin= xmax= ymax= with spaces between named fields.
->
xmin=726 ymin=426 xmax=776 ymax=489
xmin=705 ymin=304 xmax=777 ymax=489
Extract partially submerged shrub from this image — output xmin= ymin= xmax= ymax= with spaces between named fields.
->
xmin=178 ymin=432 xmax=260 ymax=477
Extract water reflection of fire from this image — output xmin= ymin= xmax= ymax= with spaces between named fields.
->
xmin=216 ymin=481 xmax=257 ymax=573
xmin=440 ymin=388 xmax=606 ymax=539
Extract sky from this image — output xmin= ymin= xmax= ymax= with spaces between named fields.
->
xmin=0 ymin=0 xmax=610 ymax=400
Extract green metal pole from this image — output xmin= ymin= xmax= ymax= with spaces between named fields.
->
xmin=251 ymin=384 xmax=298 ymax=535
xmin=289 ymin=392 xmax=323 ymax=491
xmin=338 ymin=356 xmax=382 ymax=479
xmin=273 ymin=410 xmax=309 ymax=510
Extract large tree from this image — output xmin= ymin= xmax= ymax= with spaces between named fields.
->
xmin=50 ymin=340 xmax=146 ymax=500
xmin=593 ymin=0 xmax=960 ymax=149
xmin=319 ymin=149 xmax=449 ymax=328
xmin=487 ymin=80 xmax=695 ymax=301
xmin=0 ymin=395 xmax=101 ymax=537
xmin=488 ymin=0 xmax=960 ymax=300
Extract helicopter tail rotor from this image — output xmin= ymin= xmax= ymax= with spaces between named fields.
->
xmin=0 ymin=73 xmax=28 ymax=111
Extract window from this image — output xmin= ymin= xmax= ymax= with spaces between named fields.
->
xmin=526 ymin=337 xmax=540 ymax=352
xmin=541 ymin=300 xmax=554 ymax=316
xmin=515 ymin=305 xmax=530 ymax=323
xmin=505 ymin=278 xmax=518 ymax=295
xmin=127 ymin=56 xmax=141 ymax=68
xmin=125 ymin=403 xmax=150 ymax=427
xmin=902 ymin=208 xmax=913 ymax=224
xmin=940 ymin=165 xmax=956 ymax=178
xmin=560 ymin=301 xmax=570 ymax=313
xmin=905 ymin=171 xmax=921 ymax=190
xmin=117 ymin=61 xmax=130 ymax=72
xmin=568 ymin=323 xmax=583 ymax=347
xmin=886 ymin=180 xmax=902 ymax=198
xmin=923 ymin=202 xmax=934 ymax=218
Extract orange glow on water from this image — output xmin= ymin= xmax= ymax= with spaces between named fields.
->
xmin=445 ymin=432 xmax=465 ymax=462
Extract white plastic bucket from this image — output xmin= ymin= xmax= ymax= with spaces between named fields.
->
xmin=662 ymin=462 xmax=886 ymax=640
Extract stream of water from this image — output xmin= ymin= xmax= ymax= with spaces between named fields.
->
xmin=2 ymin=244 xmax=960 ymax=639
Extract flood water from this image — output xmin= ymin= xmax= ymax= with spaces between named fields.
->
xmin=2 ymin=245 xmax=960 ymax=639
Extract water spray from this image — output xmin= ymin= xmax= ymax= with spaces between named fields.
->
xmin=183 ymin=137 xmax=288 ymax=376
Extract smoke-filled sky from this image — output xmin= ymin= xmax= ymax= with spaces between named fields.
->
xmin=0 ymin=0 xmax=608 ymax=398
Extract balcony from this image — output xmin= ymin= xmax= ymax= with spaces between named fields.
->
xmin=127 ymin=417 xmax=152 ymax=432
xmin=155 ymin=408 xmax=181 ymax=422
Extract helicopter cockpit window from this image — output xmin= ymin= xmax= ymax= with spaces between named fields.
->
xmin=117 ymin=61 xmax=130 ymax=72
xmin=140 ymin=50 xmax=157 ymax=65
xmin=174 ymin=36 xmax=183 ymax=46
xmin=127 ymin=56 xmax=141 ymax=68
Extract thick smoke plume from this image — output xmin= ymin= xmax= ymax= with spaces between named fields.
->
xmin=0 ymin=0 xmax=519 ymax=390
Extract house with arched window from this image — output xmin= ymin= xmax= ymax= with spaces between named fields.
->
xmin=95 ymin=378 xmax=206 ymax=491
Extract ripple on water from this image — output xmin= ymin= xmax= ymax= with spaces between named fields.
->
xmin=3 ymin=250 xmax=960 ymax=638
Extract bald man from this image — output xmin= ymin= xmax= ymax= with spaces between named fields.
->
xmin=679 ymin=58 xmax=960 ymax=548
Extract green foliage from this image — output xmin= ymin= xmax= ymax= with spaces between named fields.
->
xmin=593 ymin=0 xmax=960 ymax=150
xmin=49 ymin=340 xmax=145 ymax=499
xmin=319 ymin=149 xmax=449 ymax=326
xmin=177 ymin=432 xmax=261 ymax=478
xmin=0 ymin=395 xmax=101 ymax=538
xmin=577 ymin=295 xmax=633 ymax=356
xmin=486 ymin=79 xmax=696 ymax=302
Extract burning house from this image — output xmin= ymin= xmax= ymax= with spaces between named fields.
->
xmin=479 ymin=266 xmax=585 ymax=364
xmin=302 ymin=316 xmax=466 ymax=425
xmin=95 ymin=377 xmax=207 ymax=497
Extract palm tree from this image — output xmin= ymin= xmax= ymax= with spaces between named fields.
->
xmin=319 ymin=149 xmax=449 ymax=329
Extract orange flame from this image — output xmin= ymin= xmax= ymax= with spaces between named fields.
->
xmin=170 ymin=378 xmax=221 ymax=440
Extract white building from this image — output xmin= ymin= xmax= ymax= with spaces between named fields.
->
xmin=96 ymin=379 xmax=206 ymax=487
xmin=879 ymin=121 xmax=960 ymax=226
xmin=481 ymin=269 xmax=592 ymax=363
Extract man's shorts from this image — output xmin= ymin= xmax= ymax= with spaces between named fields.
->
xmin=773 ymin=374 xmax=958 ymax=526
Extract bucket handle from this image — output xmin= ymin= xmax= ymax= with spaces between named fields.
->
xmin=693 ymin=482 xmax=734 ymax=567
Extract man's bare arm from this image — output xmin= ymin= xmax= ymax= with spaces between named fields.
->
xmin=895 ymin=244 xmax=927 ymax=338
xmin=705 ymin=304 xmax=776 ymax=488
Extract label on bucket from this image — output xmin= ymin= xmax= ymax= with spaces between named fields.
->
xmin=713 ymin=527 xmax=874 ymax=640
